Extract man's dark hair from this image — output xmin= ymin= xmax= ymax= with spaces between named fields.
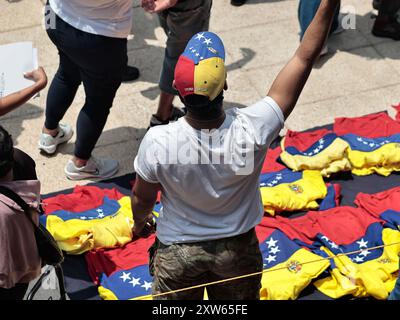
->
xmin=0 ymin=126 xmax=14 ymax=178
xmin=180 ymin=91 xmax=224 ymax=121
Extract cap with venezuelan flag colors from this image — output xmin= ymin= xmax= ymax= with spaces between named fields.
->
xmin=174 ymin=31 xmax=226 ymax=102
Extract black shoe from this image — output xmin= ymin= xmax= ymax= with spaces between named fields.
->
xmin=147 ymin=106 xmax=186 ymax=130
xmin=122 ymin=65 xmax=140 ymax=82
xmin=372 ymin=17 xmax=400 ymax=40
xmin=231 ymin=0 xmax=246 ymax=6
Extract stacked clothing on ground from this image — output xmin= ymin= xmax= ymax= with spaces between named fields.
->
xmin=259 ymin=148 xmax=340 ymax=215
xmin=279 ymin=129 xmax=351 ymax=177
xmin=86 ymin=235 xmax=156 ymax=300
xmin=41 ymin=186 xmax=134 ymax=255
xmin=85 ymin=219 xmax=330 ymax=300
xmin=334 ymin=111 xmax=400 ymax=176
xmin=256 ymin=220 xmax=329 ymax=300
xmin=259 ymin=169 xmax=328 ymax=215
xmin=262 ymin=206 xmax=400 ymax=299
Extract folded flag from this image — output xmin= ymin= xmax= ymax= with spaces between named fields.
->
xmin=41 ymin=196 xmax=134 ymax=255
xmin=255 ymin=221 xmax=329 ymax=300
xmin=86 ymin=235 xmax=156 ymax=300
xmin=314 ymin=224 xmax=400 ymax=299
xmin=280 ymin=132 xmax=351 ymax=177
xmin=259 ymin=169 xmax=327 ymax=216
xmin=340 ymin=133 xmax=400 ymax=176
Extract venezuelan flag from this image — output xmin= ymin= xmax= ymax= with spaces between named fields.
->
xmin=280 ymin=133 xmax=351 ymax=177
xmin=40 ymin=196 xmax=134 ymax=255
xmin=256 ymin=223 xmax=329 ymax=300
xmin=341 ymin=133 xmax=400 ymax=176
xmin=259 ymin=169 xmax=327 ymax=215
xmin=313 ymin=223 xmax=400 ymax=299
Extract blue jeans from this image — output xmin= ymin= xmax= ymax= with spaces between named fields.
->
xmin=298 ymin=0 xmax=340 ymax=40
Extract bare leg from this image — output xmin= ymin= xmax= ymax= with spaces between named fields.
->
xmin=154 ymin=91 xmax=175 ymax=122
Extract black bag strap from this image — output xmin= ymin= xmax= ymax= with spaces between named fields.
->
xmin=0 ymin=185 xmax=38 ymax=228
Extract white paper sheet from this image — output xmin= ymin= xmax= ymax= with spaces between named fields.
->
xmin=0 ymin=42 xmax=38 ymax=98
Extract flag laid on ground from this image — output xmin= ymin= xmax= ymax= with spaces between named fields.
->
xmin=86 ymin=235 xmax=156 ymax=300
xmin=280 ymin=131 xmax=351 ymax=177
xmin=259 ymin=169 xmax=327 ymax=215
xmin=41 ymin=196 xmax=134 ymax=255
xmin=340 ymin=133 xmax=400 ymax=176
xmin=255 ymin=220 xmax=329 ymax=300
xmin=313 ymin=224 xmax=400 ymax=299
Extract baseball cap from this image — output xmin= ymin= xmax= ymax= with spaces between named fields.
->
xmin=174 ymin=31 xmax=227 ymax=103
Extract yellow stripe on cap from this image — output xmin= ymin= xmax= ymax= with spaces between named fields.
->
xmin=194 ymin=57 xmax=226 ymax=101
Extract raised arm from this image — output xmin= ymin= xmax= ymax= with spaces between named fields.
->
xmin=267 ymin=0 xmax=340 ymax=119
xmin=0 ymin=67 xmax=47 ymax=116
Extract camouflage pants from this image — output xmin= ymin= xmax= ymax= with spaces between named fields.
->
xmin=150 ymin=228 xmax=263 ymax=300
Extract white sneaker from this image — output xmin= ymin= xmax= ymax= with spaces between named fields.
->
xmin=64 ymin=156 xmax=119 ymax=181
xmin=39 ymin=123 xmax=74 ymax=155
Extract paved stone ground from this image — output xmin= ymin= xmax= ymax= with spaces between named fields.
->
xmin=1 ymin=0 xmax=399 ymax=195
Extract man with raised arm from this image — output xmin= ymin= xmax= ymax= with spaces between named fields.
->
xmin=132 ymin=0 xmax=340 ymax=300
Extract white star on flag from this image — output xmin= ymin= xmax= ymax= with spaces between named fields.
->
xmin=129 ymin=277 xmax=141 ymax=287
xmin=203 ymin=38 xmax=212 ymax=45
xmin=354 ymin=256 xmax=364 ymax=263
xmin=141 ymin=281 xmax=152 ymax=291
xmin=195 ymin=53 xmax=200 ymax=57
xmin=313 ymin=148 xmax=320 ymax=154
xmin=357 ymin=137 xmax=363 ymax=142
xmin=360 ymin=250 xmax=371 ymax=257
xmin=357 ymin=239 xmax=368 ymax=248
xmin=80 ymin=216 xmax=87 ymax=220
xmin=98 ymin=213 xmax=105 ymax=218
xmin=97 ymin=209 xmax=103 ymax=213
xmin=266 ymin=237 xmax=278 ymax=248
xmin=265 ymin=255 xmax=277 ymax=264
xmin=269 ymin=246 xmax=280 ymax=255
xmin=120 ymin=272 xmax=131 ymax=282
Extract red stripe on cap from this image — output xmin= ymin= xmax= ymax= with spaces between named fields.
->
xmin=174 ymin=55 xmax=195 ymax=98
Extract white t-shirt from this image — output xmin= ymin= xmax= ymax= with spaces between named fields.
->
xmin=134 ymin=97 xmax=285 ymax=245
xmin=49 ymin=0 xmax=133 ymax=38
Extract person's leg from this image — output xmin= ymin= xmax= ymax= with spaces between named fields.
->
xmin=152 ymin=0 xmax=212 ymax=125
xmin=43 ymin=11 xmax=81 ymax=133
xmin=206 ymin=229 xmax=263 ymax=300
xmin=152 ymin=241 xmax=209 ymax=300
xmin=72 ymin=36 xmax=127 ymax=164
